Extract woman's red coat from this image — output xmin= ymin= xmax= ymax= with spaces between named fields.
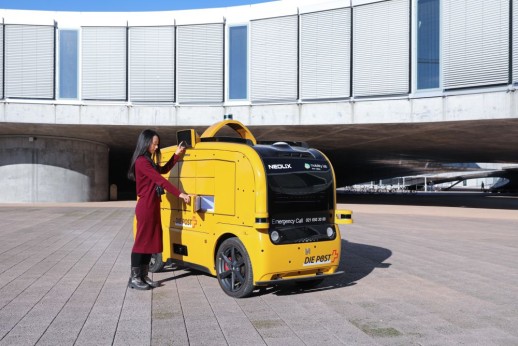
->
xmin=132 ymin=154 xmax=181 ymax=254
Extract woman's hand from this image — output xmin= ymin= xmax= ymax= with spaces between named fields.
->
xmin=175 ymin=143 xmax=186 ymax=156
xmin=179 ymin=193 xmax=190 ymax=204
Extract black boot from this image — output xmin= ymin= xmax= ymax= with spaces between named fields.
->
xmin=128 ymin=267 xmax=150 ymax=290
xmin=141 ymin=265 xmax=160 ymax=288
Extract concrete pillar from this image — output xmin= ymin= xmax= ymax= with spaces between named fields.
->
xmin=0 ymin=136 xmax=109 ymax=202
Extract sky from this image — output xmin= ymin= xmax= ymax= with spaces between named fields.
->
xmin=0 ymin=0 xmax=279 ymax=12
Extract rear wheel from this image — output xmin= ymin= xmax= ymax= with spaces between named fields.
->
xmin=216 ymin=238 xmax=254 ymax=298
xmin=149 ymin=253 xmax=165 ymax=273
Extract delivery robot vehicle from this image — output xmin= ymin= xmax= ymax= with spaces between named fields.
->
xmin=138 ymin=119 xmax=353 ymax=298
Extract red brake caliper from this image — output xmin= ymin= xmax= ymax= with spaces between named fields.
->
xmin=224 ymin=256 xmax=231 ymax=271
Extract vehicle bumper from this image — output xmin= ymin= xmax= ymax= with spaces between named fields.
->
xmin=255 ymin=270 xmax=344 ymax=286
xmin=250 ymin=228 xmax=343 ymax=284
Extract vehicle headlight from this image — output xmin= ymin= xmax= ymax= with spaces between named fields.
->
xmin=270 ymin=230 xmax=281 ymax=243
xmin=326 ymin=227 xmax=336 ymax=239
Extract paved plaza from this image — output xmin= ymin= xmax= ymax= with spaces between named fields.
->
xmin=0 ymin=197 xmax=517 ymax=345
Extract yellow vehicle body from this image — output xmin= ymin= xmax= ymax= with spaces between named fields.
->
xmin=138 ymin=120 xmax=352 ymax=297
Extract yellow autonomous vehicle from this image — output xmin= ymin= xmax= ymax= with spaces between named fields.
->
xmin=142 ymin=119 xmax=352 ymax=298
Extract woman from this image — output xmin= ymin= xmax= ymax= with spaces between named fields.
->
xmin=127 ymin=129 xmax=190 ymax=290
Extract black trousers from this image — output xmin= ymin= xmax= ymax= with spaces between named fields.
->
xmin=131 ymin=253 xmax=152 ymax=267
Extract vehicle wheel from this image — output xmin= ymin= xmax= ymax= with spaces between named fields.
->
xmin=295 ymin=278 xmax=324 ymax=289
xmin=216 ymin=238 xmax=254 ymax=298
xmin=149 ymin=253 xmax=165 ymax=273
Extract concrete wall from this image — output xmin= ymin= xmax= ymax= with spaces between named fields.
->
xmin=1 ymin=89 xmax=516 ymax=128
xmin=0 ymin=136 xmax=109 ymax=202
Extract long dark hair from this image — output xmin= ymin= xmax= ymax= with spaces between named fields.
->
xmin=127 ymin=129 xmax=161 ymax=181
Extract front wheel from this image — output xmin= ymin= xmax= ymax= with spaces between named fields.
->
xmin=149 ymin=253 xmax=165 ymax=273
xmin=216 ymin=238 xmax=254 ymax=298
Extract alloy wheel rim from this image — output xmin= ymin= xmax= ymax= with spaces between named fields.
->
xmin=219 ymin=245 xmax=246 ymax=292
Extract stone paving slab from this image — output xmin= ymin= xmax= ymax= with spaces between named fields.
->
xmin=0 ymin=201 xmax=517 ymax=345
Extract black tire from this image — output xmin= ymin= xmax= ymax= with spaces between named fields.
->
xmin=149 ymin=253 xmax=165 ymax=273
xmin=216 ymin=238 xmax=254 ymax=298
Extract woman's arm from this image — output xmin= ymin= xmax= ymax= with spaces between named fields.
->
xmin=158 ymin=146 xmax=186 ymax=174
xmin=158 ymin=154 xmax=179 ymax=174
xmin=137 ymin=157 xmax=182 ymax=197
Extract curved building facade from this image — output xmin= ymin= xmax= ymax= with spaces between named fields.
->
xmin=0 ymin=0 xmax=517 ymax=201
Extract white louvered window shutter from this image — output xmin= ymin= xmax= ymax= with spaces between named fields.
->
xmin=0 ymin=25 xmax=3 ymax=99
xmin=251 ymin=15 xmax=298 ymax=102
xmin=5 ymin=25 xmax=55 ymax=99
xmin=514 ymin=0 xmax=518 ymax=83
xmin=82 ymin=27 xmax=127 ymax=100
xmin=353 ymin=0 xmax=410 ymax=97
xmin=129 ymin=26 xmax=175 ymax=102
xmin=176 ymin=24 xmax=223 ymax=104
xmin=301 ymin=7 xmax=351 ymax=100
xmin=443 ymin=0 xmax=509 ymax=89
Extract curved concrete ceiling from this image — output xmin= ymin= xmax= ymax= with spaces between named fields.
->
xmin=2 ymin=118 xmax=518 ymax=186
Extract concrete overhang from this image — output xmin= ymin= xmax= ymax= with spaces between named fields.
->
xmin=2 ymin=89 xmax=518 ymax=186
xmin=2 ymin=117 xmax=518 ymax=186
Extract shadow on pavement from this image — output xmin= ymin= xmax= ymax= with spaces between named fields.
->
xmin=154 ymin=239 xmax=392 ymax=298
xmin=264 ymin=239 xmax=392 ymax=297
